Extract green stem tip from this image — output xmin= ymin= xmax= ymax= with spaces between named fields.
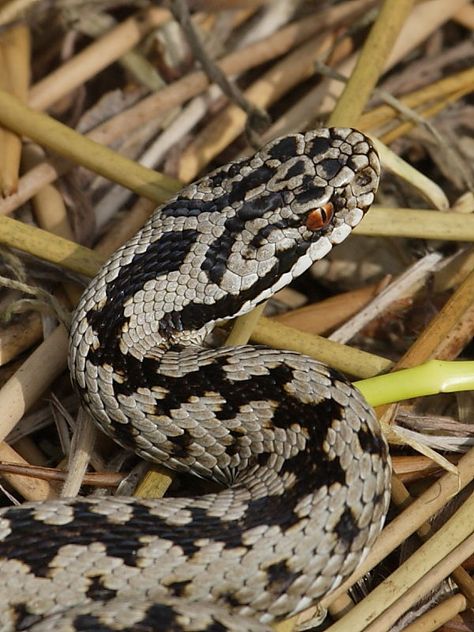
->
xmin=355 ymin=360 xmax=474 ymax=408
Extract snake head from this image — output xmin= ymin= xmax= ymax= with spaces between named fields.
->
xmin=258 ymin=127 xmax=381 ymax=259
xmin=196 ymin=127 xmax=381 ymax=304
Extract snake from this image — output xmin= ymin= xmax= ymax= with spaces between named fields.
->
xmin=1 ymin=127 xmax=391 ymax=631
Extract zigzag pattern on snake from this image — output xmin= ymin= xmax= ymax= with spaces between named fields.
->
xmin=0 ymin=128 xmax=391 ymax=631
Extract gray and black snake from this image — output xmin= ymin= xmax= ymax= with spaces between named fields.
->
xmin=1 ymin=128 xmax=391 ymax=631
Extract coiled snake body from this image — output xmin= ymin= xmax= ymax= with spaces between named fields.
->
xmin=1 ymin=128 xmax=391 ymax=631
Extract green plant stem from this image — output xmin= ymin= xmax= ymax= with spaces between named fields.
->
xmin=355 ymin=360 xmax=474 ymax=407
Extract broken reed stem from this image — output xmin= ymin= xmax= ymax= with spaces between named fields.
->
xmin=0 ymin=160 xmax=63 ymax=216
xmin=61 ymin=409 xmax=97 ymax=498
xmin=22 ymin=144 xmax=74 ymax=240
xmin=372 ymin=137 xmax=449 ymax=209
xmin=252 ymin=317 xmax=392 ymax=378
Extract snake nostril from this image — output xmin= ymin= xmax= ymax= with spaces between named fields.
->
xmin=355 ymin=169 xmax=375 ymax=189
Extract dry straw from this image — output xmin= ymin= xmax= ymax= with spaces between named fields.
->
xmin=0 ymin=2 xmax=472 ymax=631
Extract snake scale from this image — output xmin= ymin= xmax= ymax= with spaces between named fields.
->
xmin=1 ymin=128 xmax=391 ymax=631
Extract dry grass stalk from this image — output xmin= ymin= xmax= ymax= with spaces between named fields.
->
xmin=273 ymin=280 xmax=388 ymax=336
xmin=0 ymin=159 xmax=63 ymax=216
xmin=61 ymin=408 xmax=97 ymax=498
xmin=0 ymin=325 xmax=68 ymax=445
xmin=328 ymin=0 xmax=415 ymax=126
xmin=22 ymin=144 xmax=74 ymax=240
xmin=0 ymin=311 xmax=43 ymax=367
xmin=0 ymin=461 xmax=123 ymax=487
xmin=0 ymin=215 xmax=103 ymax=276
xmin=329 ymin=252 xmax=443 ymax=344
xmin=252 ymin=316 xmax=393 ymax=379
xmin=401 ymin=593 xmax=468 ymax=632
xmin=176 ymin=32 xmax=336 ymax=182
xmin=28 ymin=8 xmax=171 ymax=111
xmin=0 ymin=91 xmax=180 ymax=202
xmin=0 ymin=23 xmax=30 ymax=195
xmin=0 ymin=442 xmax=55 ymax=500
xmin=360 ymin=66 xmax=474 ymax=132
xmin=0 ymin=3 xmax=472 ymax=630
xmin=370 ymin=138 xmax=449 ymax=209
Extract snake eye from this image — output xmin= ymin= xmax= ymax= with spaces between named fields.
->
xmin=305 ymin=202 xmax=334 ymax=231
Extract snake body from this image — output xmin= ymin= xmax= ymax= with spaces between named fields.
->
xmin=1 ymin=128 xmax=391 ymax=631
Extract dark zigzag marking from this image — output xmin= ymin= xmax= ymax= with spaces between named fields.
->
xmin=85 ymin=229 xmax=197 ymax=367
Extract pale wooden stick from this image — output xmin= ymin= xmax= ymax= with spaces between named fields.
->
xmin=273 ymin=281 xmax=387 ymax=336
xmin=0 ymin=325 xmax=68 ymax=444
xmin=0 ymin=90 xmax=180 ymax=202
xmin=359 ymin=66 xmax=474 ymax=131
xmin=252 ymin=317 xmax=392 ymax=378
xmin=329 ymin=253 xmax=443 ymax=343
xmin=0 ymin=442 xmax=55 ymax=500
xmin=0 ymin=462 xmax=123 ymax=487
xmin=28 ymin=8 xmax=171 ymax=111
xmin=0 ymin=215 xmax=103 ymax=277
xmin=370 ymin=138 xmax=449 ymax=210
xmin=0 ymin=160 xmax=62 ymax=216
